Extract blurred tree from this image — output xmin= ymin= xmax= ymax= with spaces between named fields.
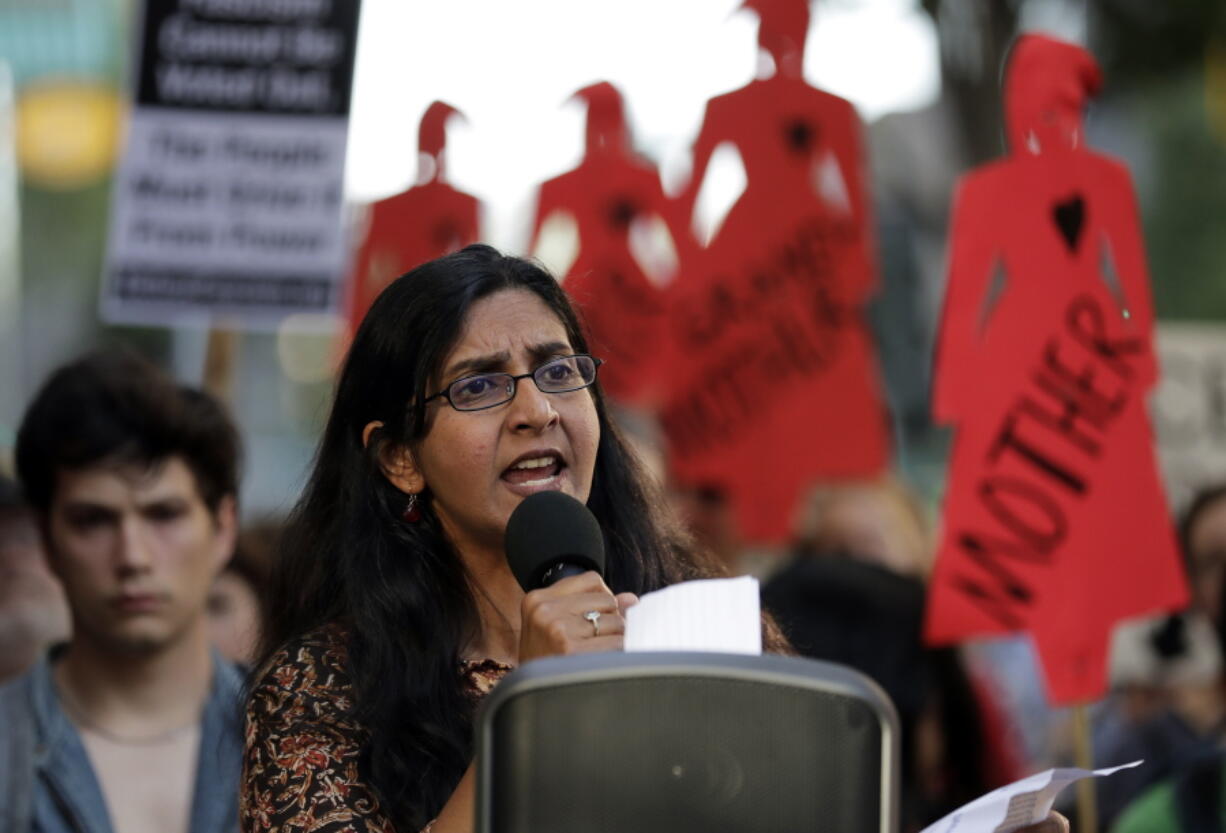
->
xmin=1091 ymin=0 xmax=1223 ymax=84
xmin=1142 ymin=75 xmax=1226 ymax=319
xmin=1088 ymin=0 xmax=1226 ymax=319
xmin=869 ymin=0 xmax=1022 ymax=487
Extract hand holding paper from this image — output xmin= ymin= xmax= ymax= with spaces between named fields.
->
xmin=920 ymin=761 xmax=1142 ymax=833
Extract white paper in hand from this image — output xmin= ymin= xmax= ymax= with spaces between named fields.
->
xmin=919 ymin=761 xmax=1143 ymax=833
xmin=624 ymin=576 xmax=761 ymax=655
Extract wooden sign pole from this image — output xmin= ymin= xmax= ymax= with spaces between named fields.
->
xmin=203 ymin=327 xmax=240 ymax=404
xmin=1071 ymin=704 xmax=1097 ymax=833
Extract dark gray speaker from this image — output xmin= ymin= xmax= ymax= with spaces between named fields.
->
xmin=475 ymin=651 xmax=900 ymax=833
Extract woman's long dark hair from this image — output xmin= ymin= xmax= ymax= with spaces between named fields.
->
xmin=255 ymin=244 xmax=710 ymax=831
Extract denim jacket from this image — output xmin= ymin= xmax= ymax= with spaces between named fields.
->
xmin=0 ymin=650 xmax=245 ymax=833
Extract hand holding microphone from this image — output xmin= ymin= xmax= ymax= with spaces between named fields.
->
xmin=505 ymin=491 xmax=638 ymax=663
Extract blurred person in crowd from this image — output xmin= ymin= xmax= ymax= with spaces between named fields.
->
xmin=0 ymin=475 xmax=70 ymax=683
xmin=1109 ymin=562 xmax=1226 ymax=833
xmin=207 ymin=519 xmax=278 ymax=668
xmin=791 ymin=478 xmax=933 ymax=578
xmin=790 ymin=481 xmax=1057 ymax=779
xmin=0 ymin=349 xmax=244 ymax=833
xmin=1181 ymin=485 xmax=1226 ymax=625
xmin=1088 ymin=486 xmax=1226 ymax=832
xmin=764 ymin=478 xmax=1020 ymax=832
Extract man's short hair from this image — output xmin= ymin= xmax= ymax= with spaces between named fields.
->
xmin=15 ymin=348 xmax=241 ymax=514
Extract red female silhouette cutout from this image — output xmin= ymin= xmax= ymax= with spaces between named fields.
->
xmin=347 ymin=101 xmax=481 ymax=331
xmin=925 ymin=35 xmax=1188 ymax=704
xmin=660 ymin=0 xmax=889 ymax=542
xmin=530 ymin=82 xmax=691 ymax=406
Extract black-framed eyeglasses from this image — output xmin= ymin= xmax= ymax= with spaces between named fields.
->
xmin=425 ymin=354 xmax=603 ymax=412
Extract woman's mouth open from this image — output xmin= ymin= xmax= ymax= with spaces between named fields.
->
xmin=501 ymin=454 xmax=566 ymax=493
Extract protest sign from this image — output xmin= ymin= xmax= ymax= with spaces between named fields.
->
xmin=102 ymin=0 xmax=360 ymax=327
xmin=660 ymin=0 xmax=889 ymax=542
xmin=1151 ymin=323 xmax=1226 ymax=511
xmin=531 ymin=82 xmax=687 ymax=406
xmin=925 ymin=35 xmax=1188 ymax=705
xmin=347 ymin=101 xmax=480 ymax=333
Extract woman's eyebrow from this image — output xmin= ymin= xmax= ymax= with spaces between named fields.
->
xmin=528 ymin=341 xmax=573 ymax=362
xmin=444 ymin=351 xmax=510 ymax=378
xmin=444 ymin=342 xmax=572 ymax=378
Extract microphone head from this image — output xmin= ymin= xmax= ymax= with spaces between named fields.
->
xmin=505 ymin=490 xmax=606 ymax=591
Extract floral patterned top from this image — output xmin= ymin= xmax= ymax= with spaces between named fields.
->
xmin=240 ymin=624 xmax=512 ymax=833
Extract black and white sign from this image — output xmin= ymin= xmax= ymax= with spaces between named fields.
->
xmin=1153 ymin=322 xmax=1226 ymax=512
xmin=103 ymin=0 xmax=361 ymax=326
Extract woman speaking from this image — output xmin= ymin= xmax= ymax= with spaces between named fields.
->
xmin=239 ymin=244 xmax=1069 ymax=833
xmin=240 ymin=245 xmax=721 ymax=832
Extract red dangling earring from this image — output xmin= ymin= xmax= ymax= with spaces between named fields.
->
xmin=402 ymin=493 xmax=422 ymax=523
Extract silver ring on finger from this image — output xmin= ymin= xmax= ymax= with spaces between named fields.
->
xmin=583 ymin=609 xmax=602 ymax=637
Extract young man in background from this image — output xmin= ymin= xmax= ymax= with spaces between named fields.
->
xmin=0 ymin=349 xmax=244 ymax=833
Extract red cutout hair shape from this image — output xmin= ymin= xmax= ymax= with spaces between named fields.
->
xmin=1004 ymin=34 xmax=1103 ymax=155
xmin=573 ymin=82 xmax=628 ymax=155
xmin=741 ymin=0 xmax=810 ymax=74
xmin=418 ymin=100 xmax=462 ymax=170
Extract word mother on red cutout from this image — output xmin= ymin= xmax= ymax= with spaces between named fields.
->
xmin=951 ymin=290 xmax=1144 ymax=629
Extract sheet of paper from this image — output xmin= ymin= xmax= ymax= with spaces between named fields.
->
xmin=624 ymin=576 xmax=761 ymax=655
xmin=920 ymin=761 xmax=1143 ymax=833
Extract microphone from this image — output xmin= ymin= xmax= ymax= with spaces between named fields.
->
xmin=505 ymin=491 xmax=605 ymax=591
